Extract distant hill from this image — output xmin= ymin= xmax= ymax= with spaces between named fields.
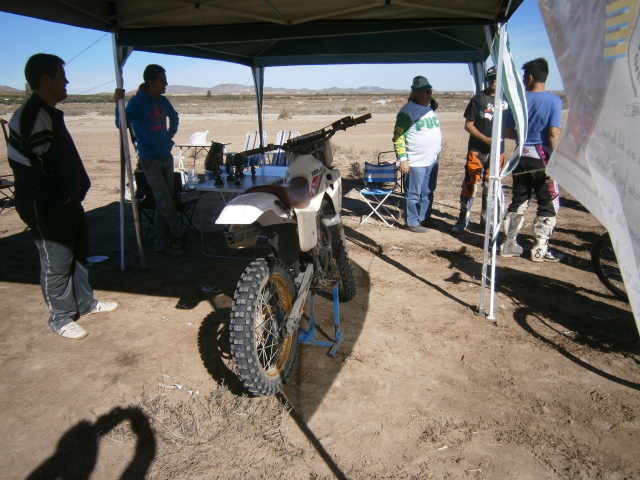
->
xmin=0 ymin=85 xmax=22 ymax=93
xmin=163 ymin=83 xmax=407 ymax=95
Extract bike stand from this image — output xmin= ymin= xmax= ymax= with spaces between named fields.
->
xmin=298 ymin=284 xmax=345 ymax=356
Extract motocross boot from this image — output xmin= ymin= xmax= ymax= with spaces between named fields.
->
xmin=531 ymin=216 xmax=560 ymax=262
xmin=500 ymin=212 xmax=524 ymax=257
xmin=451 ymin=197 xmax=474 ymax=234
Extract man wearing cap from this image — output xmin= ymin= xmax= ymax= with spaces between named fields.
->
xmin=452 ymin=66 xmax=509 ymax=234
xmin=501 ymin=57 xmax=562 ymax=262
xmin=393 ymin=76 xmax=442 ymax=233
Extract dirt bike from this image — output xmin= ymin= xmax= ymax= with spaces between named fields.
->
xmin=215 ymin=114 xmax=371 ymax=396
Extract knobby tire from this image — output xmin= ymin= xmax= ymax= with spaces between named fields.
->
xmin=230 ymin=258 xmax=299 ymax=396
xmin=592 ymin=233 xmax=628 ymax=301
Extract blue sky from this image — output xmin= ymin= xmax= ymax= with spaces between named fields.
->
xmin=0 ymin=0 xmax=562 ymax=94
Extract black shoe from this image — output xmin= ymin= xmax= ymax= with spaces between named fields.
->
xmin=422 ymin=218 xmax=441 ymax=228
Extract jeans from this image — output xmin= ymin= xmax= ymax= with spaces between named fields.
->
xmin=403 ymin=160 xmax=439 ymax=227
xmin=138 ymin=156 xmax=183 ymax=251
xmin=15 ymin=200 xmax=98 ymax=331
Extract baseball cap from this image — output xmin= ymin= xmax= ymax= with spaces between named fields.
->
xmin=411 ymin=76 xmax=433 ymax=90
xmin=486 ymin=66 xmax=497 ymax=78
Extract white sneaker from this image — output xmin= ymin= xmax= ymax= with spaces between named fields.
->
xmin=57 ymin=321 xmax=88 ymax=339
xmin=85 ymin=301 xmax=119 ymax=316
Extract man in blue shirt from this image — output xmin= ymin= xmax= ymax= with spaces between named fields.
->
xmin=502 ymin=58 xmax=562 ymax=262
xmin=115 ymin=64 xmax=183 ymax=256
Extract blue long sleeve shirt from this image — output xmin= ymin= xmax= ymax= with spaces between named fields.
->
xmin=115 ymin=89 xmax=179 ymax=160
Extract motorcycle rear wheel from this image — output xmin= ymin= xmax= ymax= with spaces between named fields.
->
xmin=592 ymin=233 xmax=628 ymax=301
xmin=230 ymin=258 xmax=299 ymax=396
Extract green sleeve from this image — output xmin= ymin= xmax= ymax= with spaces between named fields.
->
xmin=393 ymin=111 xmax=412 ymax=159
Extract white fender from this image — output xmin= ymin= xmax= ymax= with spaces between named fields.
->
xmin=324 ymin=168 xmax=342 ymax=214
xmin=295 ymin=206 xmax=318 ymax=252
xmin=215 ymin=192 xmax=295 ymax=226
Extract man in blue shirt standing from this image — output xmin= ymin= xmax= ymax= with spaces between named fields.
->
xmin=115 ymin=64 xmax=183 ymax=256
xmin=502 ymin=58 xmax=562 ymax=262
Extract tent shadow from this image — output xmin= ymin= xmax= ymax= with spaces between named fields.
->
xmin=25 ymin=406 xmax=156 ymax=480
xmin=434 ymin=248 xmax=640 ymax=389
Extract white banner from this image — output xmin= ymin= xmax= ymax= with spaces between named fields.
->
xmin=538 ymin=0 xmax=640 ymax=326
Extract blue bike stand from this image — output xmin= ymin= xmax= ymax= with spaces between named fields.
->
xmin=298 ymin=284 xmax=345 ymax=356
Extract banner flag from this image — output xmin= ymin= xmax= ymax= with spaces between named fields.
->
xmin=538 ymin=0 xmax=640 ymax=326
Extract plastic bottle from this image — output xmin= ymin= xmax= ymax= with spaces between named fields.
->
xmin=188 ymin=165 xmax=198 ymax=189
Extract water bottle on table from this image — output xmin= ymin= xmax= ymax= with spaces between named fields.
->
xmin=188 ymin=165 xmax=198 ymax=189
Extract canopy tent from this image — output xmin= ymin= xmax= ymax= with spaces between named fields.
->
xmin=0 ymin=1 xmax=523 ymax=63
xmin=0 ymin=0 xmax=525 ymax=270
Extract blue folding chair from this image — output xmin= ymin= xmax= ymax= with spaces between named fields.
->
xmin=359 ymin=162 xmax=398 ymax=226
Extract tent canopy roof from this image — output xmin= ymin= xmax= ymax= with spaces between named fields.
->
xmin=1 ymin=0 xmax=524 ymax=67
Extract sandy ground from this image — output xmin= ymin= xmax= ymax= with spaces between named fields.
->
xmin=0 ymin=108 xmax=638 ymax=480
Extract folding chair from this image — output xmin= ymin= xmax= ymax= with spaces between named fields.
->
xmin=272 ymin=131 xmax=300 ymax=166
xmin=243 ymin=130 xmax=267 ymax=168
xmin=358 ymin=162 xmax=398 ymax=226
xmin=134 ymin=171 xmax=156 ymax=244
xmin=173 ymin=172 xmax=199 ymax=239
xmin=0 ymin=175 xmax=15 ymax=214
xmin=134 ymin=171 xmax=200 ymax=244
xmin=378 ymin=150 xmax=404 ymax=193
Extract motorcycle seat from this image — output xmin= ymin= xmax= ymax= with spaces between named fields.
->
xmin=245 ymin=176 xmax=310 ymax=209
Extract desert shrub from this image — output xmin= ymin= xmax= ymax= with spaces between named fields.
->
xmin=340 ymin=105 xmax=354 ymax=114
xmin=357 ymin=105 xmax=368 ymax=112
xmin=278 ymin=108 xmax=292 ymax=120
xmin=346 ymin=161 xmax=364 ymax=180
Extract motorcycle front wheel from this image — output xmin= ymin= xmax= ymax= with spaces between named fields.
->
xmin=230 ymin=257 xmax=299 ymax=396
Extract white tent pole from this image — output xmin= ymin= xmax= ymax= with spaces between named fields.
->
xmin=478 ymin=23 xmax=507 ymax=320
xmin=112 ymin=34 xmax=146 ymax=270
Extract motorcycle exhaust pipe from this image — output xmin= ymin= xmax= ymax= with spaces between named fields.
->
xmin=225 ymin=222 xmax=261 ymax=249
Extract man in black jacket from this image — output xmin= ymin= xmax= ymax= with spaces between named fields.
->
xmin=7 ymin=53 xmax=118 ymax=339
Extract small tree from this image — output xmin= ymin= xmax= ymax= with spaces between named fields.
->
xmin=24 ymin=82 xmax=31 ymax=93
xmin=206 ymin=90 xmax=211 ymax=99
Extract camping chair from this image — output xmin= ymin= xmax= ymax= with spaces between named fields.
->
xmin=243 ymin=130 xmax=267 ymax=168
xmin=272 ymin=131 xmax=300 ymax=166
xmin=134 ymin=171 xmax=157 ymax=244
xmin=0 ymin=175 xmax=15 ymax=214
xmin=358 ymin=162 xmax=398 ymax=227
xmin=378 ymin=150 xmax=403 ymax=193
xmin=134 ymin=171 xmax=199 ymax=244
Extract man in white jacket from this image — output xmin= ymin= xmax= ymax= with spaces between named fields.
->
xmin=393 ymin=76 xmax=442 ymax=233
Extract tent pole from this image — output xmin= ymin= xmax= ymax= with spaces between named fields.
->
xmin=112 ymin=34 xmax=146 ymax=270
xmin=478 ymin=23 xmax=507 ymax=320
xmin=252 ymin=66 xmax=265 ymax=148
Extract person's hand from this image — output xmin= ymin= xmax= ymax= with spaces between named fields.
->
xmin=484 ymin=136 xmax=493 ymax=147
xmin=114 ymin=88 xmax=125 ymax=102
xmin=399 ymin=160 xmax=409 ymax=174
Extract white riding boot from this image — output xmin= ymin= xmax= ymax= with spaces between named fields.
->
xmin=500 ymin=212 xmax=524 ymax=257
xmin=531 ymin=216 xmax=559 ymax=262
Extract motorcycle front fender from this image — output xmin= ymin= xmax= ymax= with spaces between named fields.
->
xmin=295 ymin=207 xmax=318 ymax=252
xmin=215 ymin=192 xmax=295 ymax=226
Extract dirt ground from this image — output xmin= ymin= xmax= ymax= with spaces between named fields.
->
xmin=0 ymin=104 xmax=638 ymax=480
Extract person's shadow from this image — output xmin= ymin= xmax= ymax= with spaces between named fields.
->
xmin=25 ymin=406 xmax=156 ymax=480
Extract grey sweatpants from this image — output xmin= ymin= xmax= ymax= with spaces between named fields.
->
xmin=15 ymin=199 xmax=98 ymax=331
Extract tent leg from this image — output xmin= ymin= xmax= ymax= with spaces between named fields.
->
xmin=478 ymin=23 xmax=508 ymax=320
xmin=252 ymin=66 xmax=265 ymax=148
xmin=112 ymin=34 xmax=146 ymax=270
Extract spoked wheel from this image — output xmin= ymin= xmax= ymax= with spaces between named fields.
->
xmin=230 ymin=258 xmax=299 ymax=396
xmin=592 ymin=233 xmax=628 ymax=301
xmin=329 ymin=225 xmax=357 ymax=302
